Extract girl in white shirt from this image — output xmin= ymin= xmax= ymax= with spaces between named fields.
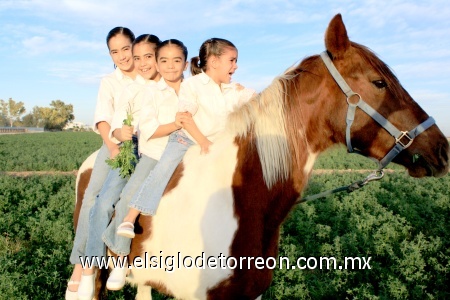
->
xmin=66 ymin=26 xmax=136 ymax=300
xmin=75 ymin=34 xmax=164 ymax=300
xmin=118 ymin=38 xmax=255 ymax=236
xmin=101 ymin=39 xmax=191 ymax=291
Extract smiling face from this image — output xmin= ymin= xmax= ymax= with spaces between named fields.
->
xmin=108 ymin=34 xmax=134 ymax=73
xmin=156 ymin=44 xmax=188 ymax=86
xmin=208 ymin=47 xmax=238 ymax=85
xmin=133 ymin=42 xmax=159 ymax=81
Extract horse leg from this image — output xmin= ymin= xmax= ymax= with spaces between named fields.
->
xmin=93 ymin=267 xmax=108 ymax=300
xmin=135 ymin=285 xmax=152 ymax=300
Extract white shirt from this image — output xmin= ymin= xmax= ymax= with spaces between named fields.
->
xmin=109 ymin=76 xmax=157 ymax=148
xmin=92 ymin=68 xmax=135 ymax=134
xmin=178 ymin=72 xmax=255 ymax=142
xmin=137 ymin=79 xmax=179 ymax=160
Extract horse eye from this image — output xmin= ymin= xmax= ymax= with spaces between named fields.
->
xmin=372 ymin=80 xmax=387 ymax=89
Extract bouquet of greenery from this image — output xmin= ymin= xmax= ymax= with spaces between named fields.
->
xmin=106 ymin=110 xmax=138 ymax=178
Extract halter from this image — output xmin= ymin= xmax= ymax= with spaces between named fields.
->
xmin=295 ymin=52 xmax=435 ymax=204
xmin=320 ymin=51 xmax=435 ymax=170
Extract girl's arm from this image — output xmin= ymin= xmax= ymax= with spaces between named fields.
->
xmin=97 ymin=121 xmax=120 ymax=158
xmin=177 ymin=81 xmax=211 ymax=153
xmin=182 ymin=116 xmax=212 ymax=154
xmin=150 ymin=112 xmax=190 ymax=139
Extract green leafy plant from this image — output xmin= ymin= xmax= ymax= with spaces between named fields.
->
xmin=105 ymin=110 xmax=138 ymax=178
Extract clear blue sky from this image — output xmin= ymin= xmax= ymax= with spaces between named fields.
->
xmin=1 ymin=0 xmax=449 ymax=136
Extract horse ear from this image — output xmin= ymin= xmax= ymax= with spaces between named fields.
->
xmin=325 ymin=14 xmax=350 ymax=59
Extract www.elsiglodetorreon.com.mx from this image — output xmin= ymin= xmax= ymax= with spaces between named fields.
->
xmin=80 ymin=251 xmax=371 ymax=272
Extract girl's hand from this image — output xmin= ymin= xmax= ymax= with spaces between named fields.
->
xmin=174 ymin=112 xmax=188 ymax=129
xmin=121 ymin=125 xmax=134 ymax=141
xmin=178 ymin=112 xmax=194 ymax=128
xmin=199 ymin=139 xmax=213 ymax=155
xmin=235 ymin=83 xmax=245 ymax=91
xmin=108 ymin=144 xmax=120 ymax=159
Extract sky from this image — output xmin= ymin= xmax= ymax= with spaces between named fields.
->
xmin=0 ymin=0 xmax=449 ymax=136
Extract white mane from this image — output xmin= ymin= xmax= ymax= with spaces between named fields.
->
xmin=227 ymin=76 xmax=293 ymax=188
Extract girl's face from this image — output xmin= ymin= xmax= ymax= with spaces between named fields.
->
xmin=133 ymin=42 xmax=159 ymax=81
xmin=209 ymin=47 xmax=238 ymax=85
xmin=108 ymin=34 xmax=134 ymax=73
xmin=156 ymin=44 xmax=188 ymax=84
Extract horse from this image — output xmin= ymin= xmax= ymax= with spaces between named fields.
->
xmin=74 ymin=14 xmax=449 ymax=300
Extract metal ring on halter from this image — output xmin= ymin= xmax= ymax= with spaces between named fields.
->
xmin=395 ymin=131 xmax=414 ymax=149
xmin=346 ymin=93 xmax=361 ymax=106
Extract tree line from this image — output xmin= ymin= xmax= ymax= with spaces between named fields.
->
xmin=0 ymin=98 xmax=74 ymax=130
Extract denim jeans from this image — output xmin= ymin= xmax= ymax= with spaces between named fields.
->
xmin=70 ymin=144 xmax=111 ymax=265
xmin=84 ymin=167 xmax=128 ymax=266
xmin=84 ymin=137 xmax=139 ymax=266
xmin=129 ymin=130 xmax=195 ymax=215
xmin=102 ymin=155 xmax=158 ymax=255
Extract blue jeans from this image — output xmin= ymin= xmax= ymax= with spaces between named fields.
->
xmin=84 ymin=138 xmax=139 ymax=266
xmin=102 ymin=155 xmax=158 ymax=255
xmin=84 ymin=167 xmax=128 ymax=266
xmin=129 ymin=130 xmax=195 ymax=215
xmin=70 ymin=144 xmax=111 ymax=265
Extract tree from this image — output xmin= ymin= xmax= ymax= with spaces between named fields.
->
xmin=21 ymin=106 xmax=41 ymax=127
xmin=0 ymin=98 xmax=26 ymax=127
xmin=40 ymin=100 xmax=75 ymax=130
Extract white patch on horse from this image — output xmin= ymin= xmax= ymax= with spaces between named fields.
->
xmin=128 ymin=133 xmax=239 ymax=300
xmin=75 ymin=149 xmax=98 ymax=203
xmin=304 ymin=152 xmax=318 ymax=175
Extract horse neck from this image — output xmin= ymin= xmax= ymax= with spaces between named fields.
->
xmin=233 ymin=134 xmax=302 ymax=228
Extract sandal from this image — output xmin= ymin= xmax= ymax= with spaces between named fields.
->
xmin=65 ymin=280 xmax=79 ymax=300
xmin=117 ymin=221 xmax=135 ymax=238
xmin=106 ymin=265 xmax=128 ymax=290
xmin=78 ymin=270 xmax=96 ymax=300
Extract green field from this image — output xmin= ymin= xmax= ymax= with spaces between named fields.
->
xmin=0 ymin=132 xmax=449 ymax=299
xmin=0 ymin=132 xmax=102 ymax=171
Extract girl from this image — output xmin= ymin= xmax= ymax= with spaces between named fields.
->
xmin=75 ymin=34 xmax=162 ymax=300
xmin=101 ymin=39 xmax=190 ymax=291
xmin=117 ymin=38 xmax=255 ymax=237
xmin=65 ymin=26 xmax=136 ymax=300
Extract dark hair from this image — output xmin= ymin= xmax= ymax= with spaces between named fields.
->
xmin=132 ymin=34 xmax=161 ymax=51
xmin=156 ymin=39 xmax=188 ymax=61
xmin=190 ymin=38 xmax=237 ymax=75
xmin=106 ymin=27 xmax=135 ymax=49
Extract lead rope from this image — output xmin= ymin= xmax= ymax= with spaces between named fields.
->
xmin=294 ymin=170 xmax=385 ymax=205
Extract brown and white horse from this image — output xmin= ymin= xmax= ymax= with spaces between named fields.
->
xmin=75 ymin=14 xmax=448 ymax=300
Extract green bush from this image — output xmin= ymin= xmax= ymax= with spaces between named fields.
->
xmin=0 ymin=175 xmax=75 ymax=299
xmin=265 ymin=173 xmax=450 ymax=299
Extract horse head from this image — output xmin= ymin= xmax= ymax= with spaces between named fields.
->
xmin=277 ymin=14 xmax=449 ymax=180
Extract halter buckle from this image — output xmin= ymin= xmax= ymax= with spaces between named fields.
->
xmin=395 ymin=131 xmax=414 ymax=149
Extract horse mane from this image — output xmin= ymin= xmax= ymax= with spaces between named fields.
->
xmin=227 ymin=70 xmax=302 ymax=188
